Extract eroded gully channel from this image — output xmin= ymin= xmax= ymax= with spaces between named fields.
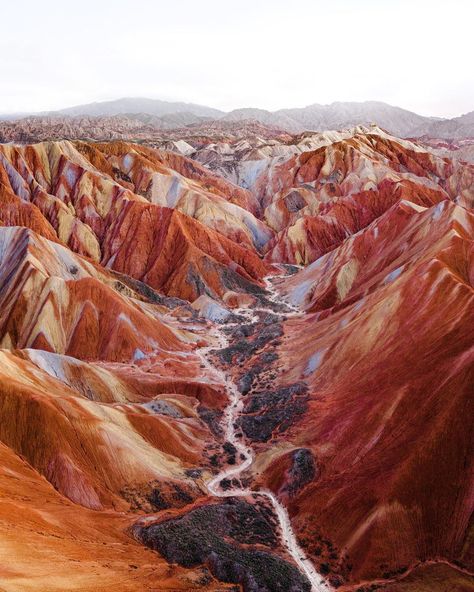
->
xmin=197 ymin=273 xmax=331 ymax=592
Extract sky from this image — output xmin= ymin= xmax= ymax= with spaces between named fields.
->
xmin=0 ymin=0 xmax=472 ymax=118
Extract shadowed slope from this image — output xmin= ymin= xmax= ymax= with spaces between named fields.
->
xmin=0 ymin=141 xmax=272 ymax=300
xmin=100 ymin=201 xmax=270 ymax=301
xmin=250 ymin=200 xmax=474 ymax=586
xmin=0 ymin=226 xmax=199 ymax=360
xmin=259 ymin=131 xmax=474 ymax=264
xmin=0 ymin=130 xmax=472 ymax=591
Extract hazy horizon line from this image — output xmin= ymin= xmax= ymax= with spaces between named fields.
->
xmin=1 ymin=96 xmax=472 ymax=121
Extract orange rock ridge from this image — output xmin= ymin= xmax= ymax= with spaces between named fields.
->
xmin=0 ymin=127 xmax=472 ymax=591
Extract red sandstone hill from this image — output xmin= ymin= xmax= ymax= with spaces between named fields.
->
xmin=161 ymin=125 xmax=474 ymax=268
xmin=0 ymin=440 xmax=232 ymax=591
xmin=256 ymin=131 xmax=474 ymax=264
xmin=0 ymin=128 xmax=472 ymax=591
xmin=0 ymin=141 xmax=272 ymax=300
xmin=250 ymin=199 xmax=474 ymax=586
xmin=0 ymin=223 xmax=230 ymax=517
xmin=0 ymin=225 xmax=195 ymax=360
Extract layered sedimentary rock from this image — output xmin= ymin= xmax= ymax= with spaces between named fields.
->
xmin=0 ymin=225 xmax=199 ymax=359
xmin=0 ymin=440 xmax=233 ymax=591
xmin=0 ymin=223 xmax=229 ymax=515
xmin=0 ymin=348 xmax=214 ymax=509
xmin=0 ymin=127 xmax=472 ymax=592
xmin=419 ymin=136 xmax=474 ymax=164
xmin=257 ymin=130 xmax=474 ymax=263
xmin=242 ymin=199 xmax=474 ymax=587
xmin=164 ymin=125 xmax=474 ymax=257
xmin=0 ymin=141 xmax=271 ymax=300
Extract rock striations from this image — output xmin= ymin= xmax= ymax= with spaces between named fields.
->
xmin=0 ymin=125 xmax=472 ymax=591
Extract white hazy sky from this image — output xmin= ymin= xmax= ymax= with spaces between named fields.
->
xmin=0 ymin=0 xmax=472 ymax=117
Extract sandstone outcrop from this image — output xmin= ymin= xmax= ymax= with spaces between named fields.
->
xmin=0 ymin=127 xmax=472 ymax=592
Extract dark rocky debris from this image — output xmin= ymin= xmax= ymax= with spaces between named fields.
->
xmin=133 ymin=498 xmax=311 ymax=592
xmin=218 ymin=321 xmax=283 ymax=365
xmin=237 ymin=383 xmax=309 ymax=442
xmin=284 ymin=448 xmax=318 ymax=497
xmin=238 ymin=351 xmax=279 ymax=395
xmin=111 ymin=269 xmax=192 ymax=310
xmin=198 ymin=407 xmax=224 ymax=438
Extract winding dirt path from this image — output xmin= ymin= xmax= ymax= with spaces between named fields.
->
xmin=198 ymin=273 xmax=331 ymax=592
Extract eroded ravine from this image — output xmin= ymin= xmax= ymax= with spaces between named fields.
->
xmin=199 ymin=273 xmax=331 ymax=592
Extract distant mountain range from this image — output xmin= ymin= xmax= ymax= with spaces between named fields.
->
xmin=55 ymin=97 xmax=224 ymax=120
xmin=1 ymin=98 xmax=473 ymax=138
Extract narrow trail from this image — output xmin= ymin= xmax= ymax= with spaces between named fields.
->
xmin=198 ymin=272 xmax=331 ymax=592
